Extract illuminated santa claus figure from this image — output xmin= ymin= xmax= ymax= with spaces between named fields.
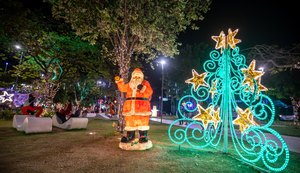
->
xmin=115 ymin=68 xmax=153 ymax=149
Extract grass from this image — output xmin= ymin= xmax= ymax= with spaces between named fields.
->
xmin=0 ymin=118 xmax=299 ymax=173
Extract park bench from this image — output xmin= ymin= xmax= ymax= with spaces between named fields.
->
xmin=12 ymin=115 xmax=52 ymax=134
xmin=12 ymin=115 xmax=27 ymax=131
xmin=86 ymin=113 xmax=97 ymax=118
xmin=52 ymin=115 xmax=88 ymax=129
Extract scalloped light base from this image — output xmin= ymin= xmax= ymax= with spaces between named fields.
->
xmin=119 ymin=140 xmax=152 ymax=150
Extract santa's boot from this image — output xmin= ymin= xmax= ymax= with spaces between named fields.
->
xmin=139 ymin=130 xmax=148 ymax=143
xmin=121 ymin=131 xmax=135 ymax=143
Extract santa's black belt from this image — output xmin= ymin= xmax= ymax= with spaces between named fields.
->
xmin=126 ymin=97 xmax=148 ymax=100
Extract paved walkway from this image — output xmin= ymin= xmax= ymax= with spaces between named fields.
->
xmin=150 ymin=117 xmax=300 ymax=153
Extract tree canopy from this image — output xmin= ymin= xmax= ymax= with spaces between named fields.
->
xmin=52 ymin=0 xmax=212 ymax=80
xmin=0 ymin=0 xmax=115 ymax=108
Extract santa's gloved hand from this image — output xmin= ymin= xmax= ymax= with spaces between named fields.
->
xmin=114 ymin=76 xmax=121 ymax=81
xmin=137 ymin=84 xmax=143 ymax=90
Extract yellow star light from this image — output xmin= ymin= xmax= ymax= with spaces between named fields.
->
xmin=209 ymin=80 xmax=218 ymax=98
xmin=257 ymin=77 xmax=268 ymax=92
xmin=212 ymin=31 xmax=226 ymax=50
xmin=212 ymin=107 xmax=221 ymax=128
xmin=241 ymin=60 xmax=264 ymax=90
xmin=185 ymin=69 xmax=208 ymax=92
xmin=233 ymin=107 xmax=258 ymax=133
xmin=227 ymin=28 xmax=241 ymax=49
xmin=193 ymin=105 xmax=214 ymax=129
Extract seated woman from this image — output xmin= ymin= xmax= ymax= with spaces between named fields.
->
xmin=55 ymin=101 xmax=73 ymax=124
xmin=21 ymin=93 xmax=43 ymax=117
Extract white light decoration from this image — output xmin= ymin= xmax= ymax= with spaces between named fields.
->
xmin=0 ymin=91 xmax=14 ymax=103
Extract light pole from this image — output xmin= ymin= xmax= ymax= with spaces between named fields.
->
xmin=15 ymin=44 xmax=23 ymax=64
xmin=4 ymin=62 xmax=8 ymax=73
xmin=14 ymin=44 xmax=23 ymax=89
xmin=160 ymin=60 xmax=165 ymax=124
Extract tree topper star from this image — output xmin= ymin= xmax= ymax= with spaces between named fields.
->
xmin=185 ymin=69 xmax=208 ymax=92
xmin=211 ymin=31 xmax=226 ymax=50
xmin=227 ymin=28 xmax=241 ymax=49
xmin=0 ymin=91 xmax=14 ymax=103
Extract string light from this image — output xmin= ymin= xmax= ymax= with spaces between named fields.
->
xmin=168 ymin=29 xmax=289 ymax=172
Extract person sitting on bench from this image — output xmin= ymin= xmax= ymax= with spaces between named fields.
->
xmin=55 ymin=100 xmax=73 ymax=124
xmin=21 ymin=93 xmax=43 ymax=117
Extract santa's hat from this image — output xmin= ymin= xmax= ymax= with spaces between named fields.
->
xmin=132 ymin=68 xmax=144 ymax=78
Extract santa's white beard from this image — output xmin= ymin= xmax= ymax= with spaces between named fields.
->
xmin=129 ymin=78 xmax=143 ymax=90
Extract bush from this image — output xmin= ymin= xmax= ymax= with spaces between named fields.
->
xmin=0 ymin=109 xmax=14 ymax=120
xmin=42 ymin=109 xmax=55 ymax=118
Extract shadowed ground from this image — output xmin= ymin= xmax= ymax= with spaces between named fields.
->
xmin=0 ymin=118 xmax=299 ymax=173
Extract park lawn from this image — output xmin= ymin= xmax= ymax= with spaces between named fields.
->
xmin=0 ymin=118 xmax=299 ymax=173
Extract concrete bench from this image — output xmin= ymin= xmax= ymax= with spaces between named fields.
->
xmin=13 ymin=115 xmax=52 ymax=134
xmin=22 ymin=117 xmax=52 ymax=134
xmin=52 ymin=115 xmax=88 ymax=130
xmin=86 ymin=113 xmax=97 ymax=118
xmin=12 ymin=115 xmax=27 ymax=131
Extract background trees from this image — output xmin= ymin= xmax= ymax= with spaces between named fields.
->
xmin=243 ymin=44 xmax=300 ymax=100
xmin=52 ymin=0 xmax=212 ymax=81
xmin=0 ymin=0 xmax=114 ymax=109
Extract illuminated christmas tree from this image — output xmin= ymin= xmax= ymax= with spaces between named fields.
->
xmin=168 ymin=29 xmax=289 ymax=172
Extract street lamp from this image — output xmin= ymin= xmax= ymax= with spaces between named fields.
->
xmin=97 ymin=80 xmax=102 ymax=87
xmin=15 ymin=44 xmax=23 ymax=64
xmin=160 ymin=59 xmax=166 ymax=124
xmin=14 ymin=44 xmax=24 ymax=89
xmin=4 ymin=62 xmax=8 ymax=73
xmin=258 ymin=67 xmax=264 ymax=72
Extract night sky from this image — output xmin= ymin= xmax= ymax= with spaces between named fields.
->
xmin=2 ymin=0 xmax=299 ymax=102
xmin=179 ymin=0 xmax=300 ymax=48
xmin=148 ymin=0 xmax=300 ymax=103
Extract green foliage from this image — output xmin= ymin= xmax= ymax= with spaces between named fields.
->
xmin=164 ymin=43 xmax=211 ymax=99
xmin=0 ymin=0 xmax=116 ymax=108
xmin=265 ymin=69 xmax=300 ymax=99
xmin=52 ymin=0 xmax=212 ymax=79
xmin=42 ymin=109 xmax=55 ymax=118
xmin=0 ymin=109 xmax=15 ymax=120
xmin=53 ymin=87 xmax=68 ymax=103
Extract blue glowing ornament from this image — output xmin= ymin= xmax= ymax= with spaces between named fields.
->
xmin=168 ymin=29 xmax=289 ymax=172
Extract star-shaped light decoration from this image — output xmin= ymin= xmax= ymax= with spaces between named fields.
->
xmin=227 ymin=28 xmax=241 ymax=49
xmin=0 ymin=91 xmax=14 ymax=103
xmin=212 ymin=107 xmax=221 ymax=128
xmin=233 ymin=107 xmax=258 ymax=133
xmin=257 ymin=77 xmax=268 ymax=93
xmin=192 ymin=104 xmax=214 ymax=129
xmin=209 ymin=80 xmax=218 ymax=98
xmin=185 ymin=69 xmax=208 ymax=92
xmin=241 ymin=60 xmax=264 ymax=91
xmin=211 ymin=31 xmax=226 ymax=51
